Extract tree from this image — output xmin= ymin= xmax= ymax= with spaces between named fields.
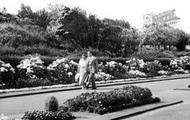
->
xmin=142 ymin=24 xmax=176 ymax=50
xmin=33 ymin=9 xmax=51 ymax=30
xmin=0 ymin=7 xmax=17 ymax=23
xmin=55 ymin=6 xmax=136 ymax=56
xmin=17 ymin=4 xmax=50 ymax=30
xmin=56 ymin=7 xmax=90 ymax=49
xmin=121 ymin=28 xmax=140 ymax=57
xmin=17 ymin=3 xmax=34 ymax=19
xmin=47 ymin=4 xmax=65 ymax=32
xmin=175 ymin=30 xmax=188 ymax=51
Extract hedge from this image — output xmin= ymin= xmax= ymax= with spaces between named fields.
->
xmin=1 ymin=55 xmax=172 ymax=68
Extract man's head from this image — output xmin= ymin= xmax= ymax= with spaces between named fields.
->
xmin=87 ymin=51 xmax=92 ymax=57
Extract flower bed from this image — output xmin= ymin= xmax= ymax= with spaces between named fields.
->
xmin=22 ymin=111 xmax=75 ymax=120
xmin=1 ymin=55 xmax=190 ymax=89
xmin=64 ymin=86 xmax=160 ymax=115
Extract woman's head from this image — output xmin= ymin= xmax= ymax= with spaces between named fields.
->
xmin=81 ymin=52 xmax=87 ymax=59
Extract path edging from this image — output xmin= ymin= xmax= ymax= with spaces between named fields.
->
xmin=0 ymin=74 xmax=190 ymax=99
xmin=93 ymin=100 xmax=183 ymax=120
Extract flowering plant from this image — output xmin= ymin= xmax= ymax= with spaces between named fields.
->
xmin=47 ymin=58 xmax=78 ymax=84
xmin=143 ymin=60 xmax=162 ymax=77
xmin=126 ymin=58 xmax=145 ymax=70
xmin=158 ymin=70 xmax=170 ymax=75
xmin=170 ymin=58 xmax=183 ymax=70
xmin=0 ymin=60 xmax=15 ymax=88
xmin=180 ymin=56 xmax=190 ymax=70
xmin=22 ymin=110 xmax=75 ymax=120
xmin=0 ymin=60 xmax=15 ymax=73
xmin=17 ymin=55 xmax=46 ymax=79
xmin=127 ymin=70 xmax=147 ymax=78
xmin=100 ymin=61 xmax=126 ymax=77
xmin=94 ymin=72 xmax=114 ymax=81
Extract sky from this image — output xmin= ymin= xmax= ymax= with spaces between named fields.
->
xmin=0 ymin=0 xmax=190 ymax=33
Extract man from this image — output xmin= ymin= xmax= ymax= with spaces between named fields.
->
xmin=86 ymin=51 xmax=98 ymax=89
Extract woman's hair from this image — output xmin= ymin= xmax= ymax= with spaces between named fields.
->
xmin=81 ymin=52 xmax=87 ymax=57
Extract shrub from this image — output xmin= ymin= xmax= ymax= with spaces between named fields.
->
xmin=15 ymin=55 xmax=53 ymax=88
xmin=0 ymin=46 xmax=24 ymax=56
xmin=100 ymin=61 xmax=126 ymax=78
xmin=22 ymin=45 xmax=68 ymax=57
xmin=64 ymin=86 xmax=160 ymax=114
xmin=47 ymin=58 xmax=78 ymax=84
xmin=22 ymin=111 xmax=75 ymax=120
xmin=180 ymin=56 xmax=190 ymax=70
xmin=45 ymin=96 xmax=59 ymax=112
xmin=126 ymin=58 xmax=145 ymax=70
xmin=169 ymin=58 xmax=183 ymax=70
xmin=0 ymin=60 xmax=15 ymax=88
xmin=16 ymin=78 xmax=52 ymax=88
xmin=143 ymin=60 xmax=162 ymax=77
xmin=174 ymin=51 xmax=190 ymax=57
xmin=17 ymin=55 xmax=47 ymax=79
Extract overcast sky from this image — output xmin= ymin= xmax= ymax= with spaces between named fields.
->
xmin=0 ymin=0 xmax=189 ymax=33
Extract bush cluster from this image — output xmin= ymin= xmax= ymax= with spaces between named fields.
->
xmin=64 ymin=86 xmax=160 ymax=115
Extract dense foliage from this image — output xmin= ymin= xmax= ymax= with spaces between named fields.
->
xmin=64 ymin=86 xmax=160 ymax=114
xmin=141 ymin=24 xmax=189 ymax=51
xmin=0 ymin=5 xmax=189 ymax=58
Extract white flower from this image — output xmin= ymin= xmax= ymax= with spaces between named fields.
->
xmin=95 ymin=72 xmax=114 ymax=81
xmin=0 ymin=67 xmax=7 ymax=72
xmin=70 ymin=60 xmax=78 ymax=66
xmin=158 ymin=70 xmax=169 ymax=75
xmin=17 ymin=59 xmax=31 ymax=69
xmin=65 ymin=64 xmax=70 ymax=69
xmin=26 ymin=68 xmax=33 ymax=73
xmin=128 ymin=70 xmax=146 ymax=77
xmin=68 ymin=72 xmax=73 ymax=76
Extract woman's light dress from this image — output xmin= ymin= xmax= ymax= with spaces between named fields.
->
xmin=78 ymin=58 xmax=89 ymax=85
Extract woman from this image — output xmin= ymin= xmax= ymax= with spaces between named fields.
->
xmin=78 ymin=52 xmax=89 ymax=89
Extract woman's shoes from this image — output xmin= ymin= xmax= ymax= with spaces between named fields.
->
xmin=91 ymin=87 xmax=97 ymax=90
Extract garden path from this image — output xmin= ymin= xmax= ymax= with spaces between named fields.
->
xmin=0 ymin=77 xmax=190 ymax=119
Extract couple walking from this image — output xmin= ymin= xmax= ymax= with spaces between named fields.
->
xmin=78 ymin=51 xmax=98 ymax=89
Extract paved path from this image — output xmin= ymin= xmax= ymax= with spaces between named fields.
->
xmin=0 ymin=77 xmax=190 ymax=119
